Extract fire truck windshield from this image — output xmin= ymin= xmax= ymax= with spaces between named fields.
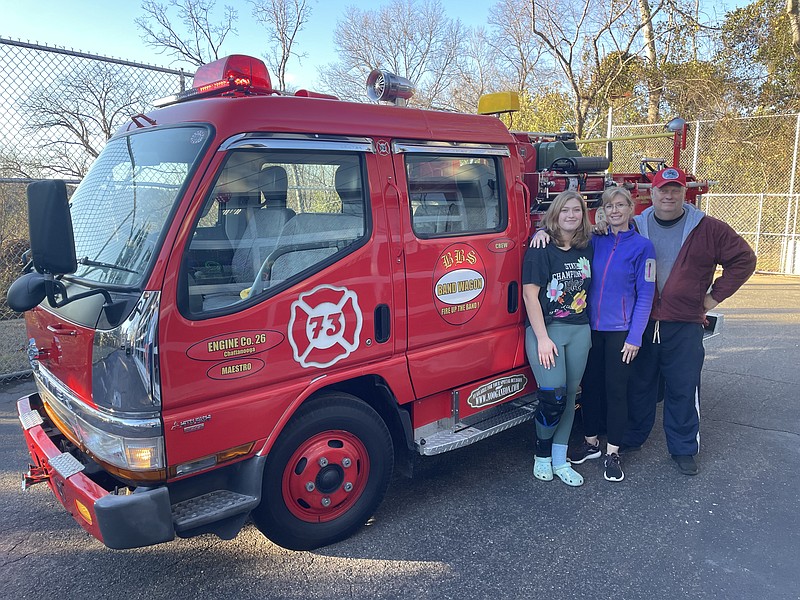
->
xmin=68 ymin=125 xmax=210 ymax=287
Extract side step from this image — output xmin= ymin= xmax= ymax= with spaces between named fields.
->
xmin=172 ymin=490 xmax=259 ymax=533
xmin=415 ymin=394 xmax=539 ymax=456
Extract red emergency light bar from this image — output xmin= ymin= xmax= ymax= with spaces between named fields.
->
xmin=153 ymin=55 xmax=273 ymax=107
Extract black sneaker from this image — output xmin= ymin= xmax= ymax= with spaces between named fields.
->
xmin=671 ymin=454 xmax=698 ymax=476
xmin=604 ymin=453 xmax=624 ymax=481
xmin=568 ymin=440 xmax=601 ymax=464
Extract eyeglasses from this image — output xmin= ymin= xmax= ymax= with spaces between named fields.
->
xmin=603 ymin=202 xmax=629 ymax=212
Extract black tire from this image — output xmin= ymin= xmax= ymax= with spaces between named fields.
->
xmin=252 ymin=392 xmax=394 ymax=550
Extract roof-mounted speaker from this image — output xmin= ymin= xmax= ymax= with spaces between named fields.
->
xmin=366 ymin=70 xmax=415 ymax=106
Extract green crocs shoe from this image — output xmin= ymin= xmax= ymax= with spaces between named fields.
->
xmin=533 ymin=456 xmax=553 ymax=481
xmin=553 ymin=464 xmax=584 ymax=487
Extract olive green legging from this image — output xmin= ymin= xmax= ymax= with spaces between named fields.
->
xmin=525 ymin=322 xmax=592 ymax=449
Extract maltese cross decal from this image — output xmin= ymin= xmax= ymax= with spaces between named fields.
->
xmin=288 ymin=285 xmax=363 ymax=368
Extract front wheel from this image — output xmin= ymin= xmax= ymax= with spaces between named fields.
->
xmin=252 ymin=392 xmax=394 ymax=550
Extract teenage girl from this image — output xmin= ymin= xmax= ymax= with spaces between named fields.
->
xmin=522 ymin=190 xmax=593 ymax=486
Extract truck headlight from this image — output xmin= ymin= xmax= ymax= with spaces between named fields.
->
xmin=76 ymin=417 xmax=165 ymax=471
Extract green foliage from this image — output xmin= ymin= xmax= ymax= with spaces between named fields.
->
xmin=660 ymin=60 xmax=742 ymax=120
xmin=506 ymin=91 xmax=575 ymax=134
xmin=720 ymin=0 xmax=800 ymax=112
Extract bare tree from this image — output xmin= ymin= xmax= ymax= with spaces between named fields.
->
xmin=19 ymin=63 xmax=154 ymax=178
xmin=521 ymin=0 xmax=677 ymax=137
xmin=638 ymin=0 xmax=661 ymax=123
xmin=487 ymin=0 xmax=550 ymax=91
xmin=136 ymin=0 xmax=237 ymax=67
xmin=250 ymin=0 xmax=311 ymax=91
xmin=448 ymin=28 xmax=514 ymax=112
xmin=318 ymin=0 xmax=464 ymax=108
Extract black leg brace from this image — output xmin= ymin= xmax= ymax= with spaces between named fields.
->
xmin=534 ymin=387 xmax=567 ymax=428
xmin=535 ymin=436 xmax=553 ymax=457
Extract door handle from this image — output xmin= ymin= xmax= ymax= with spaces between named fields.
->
xmin=47 ymin=324 xmax=77 ymax=336
xmin=374 ymin=304 xmax=391 ymax=343
xmin=507 ymin=281 xmax=519 ymax=313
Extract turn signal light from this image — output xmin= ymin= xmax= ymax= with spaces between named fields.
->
xmin=75 ymin=499 xmax=93 ymax=524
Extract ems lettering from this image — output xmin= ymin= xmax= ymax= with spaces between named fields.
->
xmin=208 ymin=337 xmax=239 ymax=353
xmin=220 ymin=362 xmax=253 ymax=375
xmin=458 ymin=278 xmax=483 ymax=293
xmin=436 ymin=278 xmax=483 ymax=298
xmin=440 ymin=248 xmax=479 ymax=270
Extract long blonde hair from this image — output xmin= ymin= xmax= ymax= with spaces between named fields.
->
xmin=543 ymin=190 xmax=591 ymax=249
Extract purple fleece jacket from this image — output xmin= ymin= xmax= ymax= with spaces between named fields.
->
xmin=587 ymin=229 xmax=656 ymax=347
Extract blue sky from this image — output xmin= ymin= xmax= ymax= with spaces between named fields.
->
xmin=2 ymin=0 xmax=745 ymax=89
xmin=1 ymin=0 xmax=491 ymax=86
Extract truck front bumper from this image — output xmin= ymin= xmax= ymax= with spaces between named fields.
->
xmin=17 ymin=393 xmax=175 ymax=549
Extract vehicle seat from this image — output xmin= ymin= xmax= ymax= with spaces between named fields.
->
xmin=413 ymin=192 xmax=461 ymax=234
xmin=335 ymin=164 xmax=364 ymax=218
xmin=456 ymin=163 xmax=499 ymax=230
xmin=230 ymin=165 xmax=295 ymax=283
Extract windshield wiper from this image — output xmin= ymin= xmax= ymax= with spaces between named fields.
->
xmin=78 ymin=257 xmax=139 ymax=274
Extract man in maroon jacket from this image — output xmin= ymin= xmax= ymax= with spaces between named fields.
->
xmin=620 ymin=167 xmax=756 ymax=475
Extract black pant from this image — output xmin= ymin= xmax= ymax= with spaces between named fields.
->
xmin=622 ymin=320 xmax=704 ymax=456
xmin=581 ymin=330 xmax=631 ymax=447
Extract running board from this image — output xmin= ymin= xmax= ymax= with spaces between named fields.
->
xmin=415 ymin=394 xmax=538 ymax=456
xmin=172 ymin=490 xmax=259 ymax=533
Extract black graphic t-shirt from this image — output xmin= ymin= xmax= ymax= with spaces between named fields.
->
xmin=522 ymin=243 xmax=593 ymax=325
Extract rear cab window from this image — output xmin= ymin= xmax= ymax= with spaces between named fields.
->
xmin=404 ymin=154 xmax=506 ymax=238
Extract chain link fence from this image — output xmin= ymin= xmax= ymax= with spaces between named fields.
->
xmin=0 ymin=38 xmax=191 ymax=380
xmin=612 ymin=115 xmax=800 ymax=274
xmin=1 ymin=37 xmax=799 ymax=379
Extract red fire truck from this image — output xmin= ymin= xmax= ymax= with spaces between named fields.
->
xmin=9 ymin=55 xmax=710 ymax=551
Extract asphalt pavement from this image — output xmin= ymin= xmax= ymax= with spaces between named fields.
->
xmin=1 ymin=273 xmax=798 ymax=600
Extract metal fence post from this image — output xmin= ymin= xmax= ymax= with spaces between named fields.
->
xmin=692 ymin=119 xmax=700 ymax=176
xmin=790 ymin=113 xmax=800 ymax=198
xmin=755 ymin=193 xmax=763 ymax=259
xmin=781 ymin=195 xmax=793 ymax=273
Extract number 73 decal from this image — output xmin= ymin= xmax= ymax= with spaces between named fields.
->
xmin=288 ymin=284 xmax=363 ymax=368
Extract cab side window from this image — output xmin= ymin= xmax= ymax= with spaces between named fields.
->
xmin=406 ymin=155 xmax=503 ymax=237
xmin=184 ymin=151 xmax=367 ymax=315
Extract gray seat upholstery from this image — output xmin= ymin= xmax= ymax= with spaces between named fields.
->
xmin=335 ymin=164 xmax=364 ymax=217
xmin=269 ymin=165 xmax=365 ymax=283
xmin=202 ymin=166 xmax=294 ymax=310
xmin=456 ymin=163 xmax=499 ymax=230
xmin=231 ymin=165 xmax=295 ymax=283
xmin=269 ymin=214 xmax=363 ymax=283
xmin=413 ymin=192 xmax=454 ymax=234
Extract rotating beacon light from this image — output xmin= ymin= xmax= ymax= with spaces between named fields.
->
xmin=154 ymin=55 xmax=273 ymax=107
xmin=665 ymin=117 xmax=687 ymax=167
xmin=366 ymin=70 xmax=416 ymax=106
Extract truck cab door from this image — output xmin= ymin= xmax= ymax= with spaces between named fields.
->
xmin=391 ymin=141 xmax=525 ymax=403
xmin=157 ymin=138 xmax=399 ymax=467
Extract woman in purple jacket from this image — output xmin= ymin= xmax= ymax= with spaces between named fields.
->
xmin=568 ymin=187 xmax=656 ymax=481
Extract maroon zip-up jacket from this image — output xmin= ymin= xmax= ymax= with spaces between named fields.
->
xmin=634 ymin=204 xmax=756 ymax=324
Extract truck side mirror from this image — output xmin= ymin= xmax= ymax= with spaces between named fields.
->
xmin=28 ymin=179 xmax=77 ymax=276
xmin=6 ymin=272 xmax=48 ymax=312
xmin=6 ymin=180 xmax=80 ymax=313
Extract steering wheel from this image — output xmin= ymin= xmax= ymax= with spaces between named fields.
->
xmin=246 ymin=240 xmax=344 ymax=299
